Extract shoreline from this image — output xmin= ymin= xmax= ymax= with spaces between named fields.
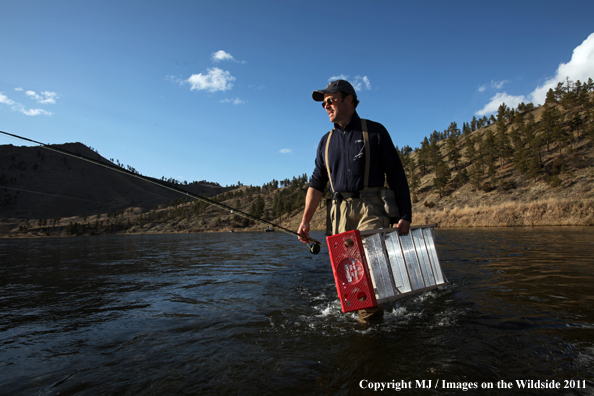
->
xmin=2 ymin=223 xmax=593 ymax=240
xmin=2 ymin=197 xmax=592 ymax=239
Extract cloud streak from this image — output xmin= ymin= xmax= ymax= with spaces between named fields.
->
xmin=328 ymin=75 xmax=372 ymax=91
xmin=0 ymin=88 xmax=56 ymax=116
xmin=478 ymin=80 xmax=509 ymax=92
xmin=25 ymin=90 xmax=59 ymax=104
xmin=220 ymin=97 xmax=246 ymax=105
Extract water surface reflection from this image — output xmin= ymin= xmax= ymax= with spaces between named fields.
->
xmin=1 ymin=228 xmax=593 ymax=395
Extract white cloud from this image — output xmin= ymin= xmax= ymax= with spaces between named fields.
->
xmin=279 ymin=149 xmax=292 ymax=154
xmin=327 ymin=75 xmax=372 ymax=91
xmin=478 ymin=80 xmax=509 ymax=93
xmin=329 ymin=74 xmax=349 ymax=81
xmin=353 ymin=76 xmax=371 ymax=91
xmin=492 ymin=80 xmax=509 ymax=89
xmin=220 ymin=97 xmax=246 ymax=105
xmin=475 ymin=92 xmax=526 ymax=116
xmin=25 ymin=90 xmax=58 ymax=104
xmin=165 ymin=75 xmax=184 ymax=85
xmin=475 ymin=32 xmax=594 ymax=114
xmin=0 ymin=90 xmax=53 ymax=116
xmin=21 ymin=108 xmax=52 ymax=116
xmin=186 ymin=68 xmax=236 ymax=92
xmin=212 ymin=50 xmax=234 ymax=62
xmin=211 ymin=50 xmax=245 ymax=64
xmin=530 ymin=32 xmax=594 ymax=106
xmin=0 ymin=93 xmax=15 ymax=105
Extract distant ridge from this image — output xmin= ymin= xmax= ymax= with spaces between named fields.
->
xmin=0 ymin=142 xmax=230 ymax=219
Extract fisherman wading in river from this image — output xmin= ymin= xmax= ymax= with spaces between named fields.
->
xmin=297 ymin=79 xmax=413 ymax=323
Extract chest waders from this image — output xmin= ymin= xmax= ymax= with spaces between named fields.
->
xmin=324 ymin=120 xmax=401 ymax=236
xmin=325 ymin=120 xmax=371 ymax=235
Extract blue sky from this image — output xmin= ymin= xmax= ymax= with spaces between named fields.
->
xmin=1 ymin=0 xmax=594 ymax=188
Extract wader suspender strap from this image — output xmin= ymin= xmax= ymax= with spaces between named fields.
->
xmin=324 ymin=120 xmax=371 ymax=235
xmin=325 ymin=129 xmax=335 ymax=194
xmin=324 ymin=129 xmax=336 ymax=235
xmin=361 ymin=119 xmax=371 ymax=189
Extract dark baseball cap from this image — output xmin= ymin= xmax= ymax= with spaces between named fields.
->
xmin=312 ymin=79 xmax=357 ymax=102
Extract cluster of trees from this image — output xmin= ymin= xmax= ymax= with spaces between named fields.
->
xmin=401 ymin=77 xmax=594 ymax=198
xmin=234 ymin=174 xmax=309 ymax=226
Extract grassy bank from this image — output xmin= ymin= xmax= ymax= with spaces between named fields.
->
xmin=414 ymin=198 xmax=594 ymax=228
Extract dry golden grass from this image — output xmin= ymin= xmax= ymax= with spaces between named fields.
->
xmin=414 ymin=198 xmax=594 ymax=227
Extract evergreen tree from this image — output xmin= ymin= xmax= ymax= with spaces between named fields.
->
xmin=510 ymin=126 xmax=527 ymax=175
xmin=446 ymin=135 xmax=461 ymax=171
xmin=545 ymin=88 xmax=557 ymax=105
xmin=469 ymin=164 xmax=482 ymax=190
xmin=447 ymin=121 xmax=460 ymax=138
xmin=433 ymin=159 xmax=451 ymax=198
xmin=464 ymin=135 xmax=476 ymax=165
xmin=428 ymin=140 xmax=442 ymax=174
xmin=540 ymin=104 xmax=562 ymax=152
xmin=408 ymin=166 xmax=420 ymax=195
xmin=482 ymin=130 xmax=497 ymax=181
xmin=417 ymin=137 xmax=430 ymax=175
xmin=254 ymin=195 xmax=265 ymax=218
xmin=524 ymin=114 xmax=543 ymax=179
xmin=471 ymin=116 xmax=478 ymax=132
xmin=473 ymin=133 xmax=485 ymax=174
xmin=496 ymin=119 xmax=513 ymax=169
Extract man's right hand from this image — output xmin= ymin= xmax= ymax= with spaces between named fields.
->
xmin=297 ymin=221 xmax=310 ymax=243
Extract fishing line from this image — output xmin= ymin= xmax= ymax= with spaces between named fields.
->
xmin=0 ymin=186 xmax=107 ymax=205
xmin=0 ymin=130 xmax=322 ymax=254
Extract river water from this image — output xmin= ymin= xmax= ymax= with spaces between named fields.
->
xmin=1 ymin=228 xmax=593 ymax=395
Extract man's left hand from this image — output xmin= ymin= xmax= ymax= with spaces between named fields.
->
xmin=396 ymin=219 xmax=410 ymax=235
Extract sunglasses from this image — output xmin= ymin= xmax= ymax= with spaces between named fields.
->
xmin=321 ymin=97 xmax=341 ymax=108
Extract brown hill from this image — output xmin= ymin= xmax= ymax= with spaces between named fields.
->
xmin=0 ymin=142 xmax=230 ymax=220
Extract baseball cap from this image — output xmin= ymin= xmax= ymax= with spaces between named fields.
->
xmin=312 ymin=79 xmax=357 ymax=102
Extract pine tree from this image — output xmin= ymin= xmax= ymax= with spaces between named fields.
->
xmin=524 ymin=114 xmax=543 ymax=179
xmin=510 ymin=126 xmax=527 ymax=175
xmin=540 ymin=104 xmax=562 ymax=152
xmin=464 ymin=135 xmax=476 ymax=165
xmin=433 ymin=159 xmax=451 ymax=198
xmin=408 ymin=166 xmax=420 ymax=195
xmin=482 ymin=130 xmax=497 ymax=181
xmin=446 ymin=135 xmax=461 ymax=171
xmin=496 ymin=119 xmax=513 ymax=170
xmin=417 ymin=137 xmax=430 ymax=175
xmin=469 ymin=164 xmax=482 ymax=190
xmin=428 ymin=140 xmax=442 ymax=174
xmin=474 ymin=133 xmax=485 ymax=174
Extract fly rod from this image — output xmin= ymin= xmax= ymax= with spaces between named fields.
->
xmin=0 ymin=130 xmax=322 ymax=254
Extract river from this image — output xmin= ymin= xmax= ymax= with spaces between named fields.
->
xmin=1 ymin=227 xmax=593 ymax=395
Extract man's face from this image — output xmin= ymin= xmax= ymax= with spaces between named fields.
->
xmin=323 ymin=93 xmax=348 ymax=124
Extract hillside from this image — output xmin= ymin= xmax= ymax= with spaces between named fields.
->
xmin=1 ymin=78 xmax=593 ymax=238
xmin=0 ymin=142 xmax=231 ymax=219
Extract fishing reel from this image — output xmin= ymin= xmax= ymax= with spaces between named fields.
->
xmin=309 ymin=242 xmax=321 ymax=255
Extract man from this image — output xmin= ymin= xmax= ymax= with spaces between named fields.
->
xmin=297 ymin=79 xmax=412 ymax=323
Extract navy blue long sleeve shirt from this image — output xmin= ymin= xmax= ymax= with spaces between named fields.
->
xmin=309 ymin=112 xmax=412 ymax=222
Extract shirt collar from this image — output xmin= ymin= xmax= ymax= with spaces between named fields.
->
xmin=334 ymin=112 xmax=360 ymax=132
